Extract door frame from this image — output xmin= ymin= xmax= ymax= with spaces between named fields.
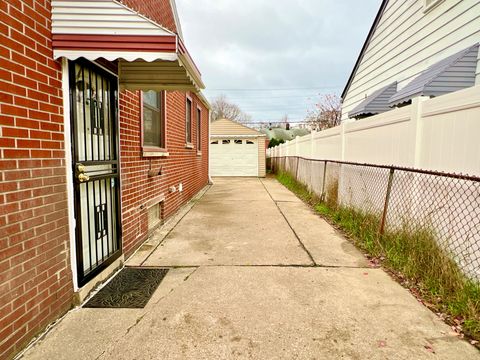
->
xmin=67 ymin=58 xmax=123 ymax=288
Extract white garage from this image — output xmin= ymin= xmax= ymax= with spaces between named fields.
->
xmin=210 ymin=119 xmax=267 ymax=177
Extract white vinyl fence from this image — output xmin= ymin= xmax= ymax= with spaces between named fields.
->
xmin=267 ymin=86 xmax=480 ymax=280
xmin=268 ymin=85 xmax=480 ymax=177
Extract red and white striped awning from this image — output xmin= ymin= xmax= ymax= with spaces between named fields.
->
xmin=51 ymin=0 xmax=204 ymax=92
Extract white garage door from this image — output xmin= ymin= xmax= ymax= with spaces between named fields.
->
xmin=210 ymin=138 xmax=258 ymax=176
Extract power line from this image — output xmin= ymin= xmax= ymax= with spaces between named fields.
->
xmin=206 ymin=85 xmax=342 ymax=92
xmin=241 ymin=105 xmax=311 ymax=108
xmin=252 ymin=121 xmax=310 ymax=124
xmin=213 ymin=94 xmax=320 ymax=100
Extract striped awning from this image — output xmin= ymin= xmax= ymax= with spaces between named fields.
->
xmin=51 ymin=0 xmax=204 ymax=92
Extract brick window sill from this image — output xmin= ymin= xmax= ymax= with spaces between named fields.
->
xmin=142 ymin=147 xmax=169 ymax=157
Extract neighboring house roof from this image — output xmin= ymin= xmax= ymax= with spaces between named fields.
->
xmin=349 ymin=82 xmax=397 ymax=118
xmin=389 ymin=43 xmax=479 ymax=106
xmin=259 ymin=127 xmax=310 ymax=141
xmin=341 ymin=0 xmax=389 ymax=100
xmin=211 ymin=119 xmax=264 ymax=137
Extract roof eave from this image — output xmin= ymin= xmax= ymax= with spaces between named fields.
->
xmin=341 ymin=0 xmax=389 ymax=100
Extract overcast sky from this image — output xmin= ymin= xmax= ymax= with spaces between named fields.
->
xmin=176 ymin=0 xmax=380 ymax=123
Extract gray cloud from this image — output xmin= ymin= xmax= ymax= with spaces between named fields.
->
xmin=177 ymin=0 xmax=380 ymax=122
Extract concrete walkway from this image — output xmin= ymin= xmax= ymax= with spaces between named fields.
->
xmin=22 ymin=178 xmax=478 ymax=359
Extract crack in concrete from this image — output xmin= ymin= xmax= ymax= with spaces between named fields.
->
xmin=154 ymin=264 xmax=371 ymax=269
xmin=125 ymin=314 xmax=146 ymax=335
xmin=259 ymin=178 xmax=317 ymax=266
xmin=150 ymin=268 xmax=199 ymax=307
xmin=94 ymin=349 xmax=107 ymax=360
xmin=182 ymin=267 xmax=199 ymax=282
xmin=96 ymin=267 xmax=199 ymax=360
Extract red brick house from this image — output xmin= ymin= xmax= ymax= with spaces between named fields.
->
xmin=0 ymin=0 xmax=210 ymax=358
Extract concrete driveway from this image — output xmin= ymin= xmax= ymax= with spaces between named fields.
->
xmin=21 ymin=177 xmax=479 ymax=360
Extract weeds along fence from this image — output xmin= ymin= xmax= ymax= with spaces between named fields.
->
xmin=268 ymin=156 xmax=480 ymax=280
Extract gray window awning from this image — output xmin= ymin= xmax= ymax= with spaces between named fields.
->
xmin=389 ymin=43 xmax=479 ymax=106
xmin=349 ymin=82 xmax=397 ymax=118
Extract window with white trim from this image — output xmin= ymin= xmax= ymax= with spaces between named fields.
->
xmin=186 ymin=96 xmax=192 ymax=144
xmin=142 ymin=91 xmax=165 ymax=149
xmin=196 ymin=107 xmax=201 ymax=151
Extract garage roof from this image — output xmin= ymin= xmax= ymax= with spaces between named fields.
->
xmin=211 ymin=119 xmax=265 ymax=137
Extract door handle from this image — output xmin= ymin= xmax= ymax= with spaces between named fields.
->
xmin=77 ymin=164 xmax=86 ymax=173
xmin=78 ymin=173 xmax=90 ymax=183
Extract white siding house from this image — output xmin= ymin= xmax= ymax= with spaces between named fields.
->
xmin=341 ymin=0 xmax=480 ymax=121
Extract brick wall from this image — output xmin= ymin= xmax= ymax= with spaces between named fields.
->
xmin=0 ymin=0 xmax=208 ymax=358
xmin=119 ymin=0 xmax=178 ymax=34
xmin=0 ymin=1 xmax=74 ymax=359
xmin=119 ymin=90 xmax=210 ymax=257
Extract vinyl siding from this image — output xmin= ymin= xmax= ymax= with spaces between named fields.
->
xmin=342 ymin=0 xmax=480 ymax=120
xmin=51 ymin=0 xmax=174 ymax=35
xmin=258 ymin=138 xmax=266 ymax=177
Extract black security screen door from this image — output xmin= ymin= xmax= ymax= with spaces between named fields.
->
xmin=69 ymin=59 xmax=122 ymax=287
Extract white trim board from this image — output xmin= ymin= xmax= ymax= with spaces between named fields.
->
xmin=61 ymin=58 xmax=78 ymax=291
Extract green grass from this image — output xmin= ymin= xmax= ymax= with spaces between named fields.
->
xmin=276 ymin=171 xmax=480 ymax=341
xmin=276 ymin=171 xmax=320 ymax=206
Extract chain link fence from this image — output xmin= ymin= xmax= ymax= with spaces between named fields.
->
xmin=268 ymin=156 xmax=480 ymax=280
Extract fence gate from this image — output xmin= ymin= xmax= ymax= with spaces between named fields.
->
xmin=69 ymin=59 xmax=122 ymax=287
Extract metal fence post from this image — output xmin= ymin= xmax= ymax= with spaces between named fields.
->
xmin=321 ymin=160 xmax=328 ymax=202
xmin=379 ymin=168 xmax=395 ymax=235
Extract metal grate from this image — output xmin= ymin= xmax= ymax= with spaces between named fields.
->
xmin=70 ymin=59 xmax=121 ymax=287
xmin=269 ymin=156 xmax=480 ymax=280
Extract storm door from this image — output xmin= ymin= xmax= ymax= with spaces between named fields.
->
xmin=69 ymin=59 xmax=122 ymax=287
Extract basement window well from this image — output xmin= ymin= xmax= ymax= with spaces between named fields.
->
xmin=147 ymin=203 xmax=163 ymax=233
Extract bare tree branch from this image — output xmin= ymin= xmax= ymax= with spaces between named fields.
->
xmin=210 ymin=95 xmax=252 ymax=124
xmin=305 ymin=94 xmax=342 ymax=131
